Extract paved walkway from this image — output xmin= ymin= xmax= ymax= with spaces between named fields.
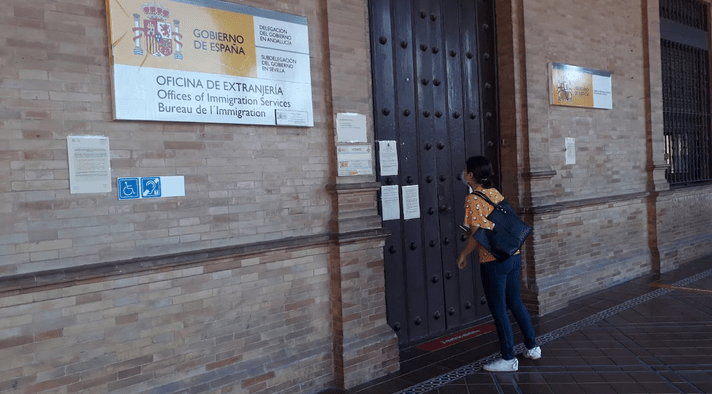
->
xmin=329 ymin=256 xmax=712 ymax=394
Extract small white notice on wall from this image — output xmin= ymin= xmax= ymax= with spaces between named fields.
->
xmin=67 ymin=135 xmax=112 ymax=194
xmin=336 ymin=113 xmax=367 ymax=143
xmin=381 ymin=185 xmax=400 ymax=221
xmin=378 ymin=140 xmax=398 ymax=176
xmin=402 ymin=185 xmax=420 ymax=220
xmin=337 ymin=144 xmax=373 ymax=176
xmin=565 ymin=138 xmax=576 ymax=165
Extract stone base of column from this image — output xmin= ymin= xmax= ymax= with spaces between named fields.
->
xmin=331 ymin=232 xmax=399 ymax=389
xmin=329 ymin=183 xmax=400 ymax=389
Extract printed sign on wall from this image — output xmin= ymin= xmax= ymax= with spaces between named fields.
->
xmin=105 ymin=0 xmax=313 ymax=126
xmin=550 ymin=63 xmax=612 ymax=109
xmin=67 ymin=136 xmax=112 ymax=194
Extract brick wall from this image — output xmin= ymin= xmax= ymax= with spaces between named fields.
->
xmin=499 ymin=0 xmax=712 ymax=314
xmin=656 ymin=185 xmax=712 ymax=271
xmin=0 ymin=0 xmax=332 ymax=276
xmin=498 ymin=0 xmax=655 ymax=312
xmin=0 ymin=243 xmax=334 ymax=394
xmin=331 ymin=237 xmax=399 ymax=389
xmin=530 ymin=198 xmax=652 ymax=314
xmin=522 ymin=0 xmax=648 ymax=202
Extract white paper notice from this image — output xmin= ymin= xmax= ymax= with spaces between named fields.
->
xmin=565 ymin=138 xmax=576 ymax=165
xmin=337 ymin=144 xmax=373 ymax=176
xmin=67 ymin=136 xmax=111 ymax=194
xmin=378 ymin=140 xmax=398 ymax=176
xmin=402 ymin=185 xmax=420 ymax=220
xmin=336 ymin=113 xmax=367 ymax=143
xmin=592 ymin=74 xmax=613 ymax=109
xmin=381 ymin=185 xmax=400 ymax=221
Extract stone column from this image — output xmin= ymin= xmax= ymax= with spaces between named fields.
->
xmin=328 ymin=184 xmax=399 ymax=389
xmin=322 ymin=0 xmax=399 ymax=389
xmin=642 ymin=0 xmax=670 ymax=273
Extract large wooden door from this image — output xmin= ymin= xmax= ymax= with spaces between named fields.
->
xmin=370 ymin=0 xmax=500 ymax=346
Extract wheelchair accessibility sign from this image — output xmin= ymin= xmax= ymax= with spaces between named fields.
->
xmin=117 ymin=176 xmax=184 ymax=201
xmin=118 ymin=178 xmax=140 ymax=200
xmin=141 ymin=177 xmax=161 ymax=198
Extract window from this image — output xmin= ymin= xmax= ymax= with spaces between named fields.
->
xmin=660 ymin=0 xmax=711 ymax=184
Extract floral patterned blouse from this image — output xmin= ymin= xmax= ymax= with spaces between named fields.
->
xmin=463 ymin=186 xmax=504 ymax=263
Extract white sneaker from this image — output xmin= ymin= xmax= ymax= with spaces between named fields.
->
xmin=482 ymin=357 xmax=518 ymax=372
xmin=524 ymin=346 xmax=541 ymax=360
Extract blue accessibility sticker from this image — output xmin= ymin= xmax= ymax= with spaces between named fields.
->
xmin=117 ymin=178 xmax=140 ymax=200
xmin=140 ymin=177 xmax=162 ymax=198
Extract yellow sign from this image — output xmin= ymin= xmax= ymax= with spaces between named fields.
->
xmin=550 ymin=63 xmax=612 ymax=109
xmin=105 ymin=0 xmax=313 ymax=126
xmin=107 ymin=0 xmax=257 ymax=76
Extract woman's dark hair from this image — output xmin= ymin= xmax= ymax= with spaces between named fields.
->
xmin=465 ymin=156 xmax=493 ymax=188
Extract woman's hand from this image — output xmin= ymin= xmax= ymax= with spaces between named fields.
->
xmin=457 ymin=236 xmax=480 ymax=269
xmin=456 ymin=253 xmax=468 ymax=269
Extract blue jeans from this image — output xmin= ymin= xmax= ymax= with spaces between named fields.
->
xmin=480 ymin=254 xmax=537 ymax=360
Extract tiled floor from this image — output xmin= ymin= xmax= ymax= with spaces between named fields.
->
xmin=324 ymin=256 xmax=712 ymax=394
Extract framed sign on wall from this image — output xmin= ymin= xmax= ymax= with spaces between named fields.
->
xmin=550 ymin=62 xmax=612 ymax=110
xmin=106 ymin=0 xmax=313 ymax=126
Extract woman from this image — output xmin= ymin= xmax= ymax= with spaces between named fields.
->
xmin=456 ymin=156 xmax=541 ymax=372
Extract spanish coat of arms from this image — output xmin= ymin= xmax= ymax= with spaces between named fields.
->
xmin=131 ymin=3 xmax=184 ymax=59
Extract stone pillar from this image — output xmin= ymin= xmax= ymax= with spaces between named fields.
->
xmin=495 ymin=0 xmax=552 ymax=311
xmin=327 ymin=184 xmax=399 ymax=389
xmin=642 ymin=0 xmax=670 ymax=273
xmin=323 ymin=0 xmax=400 ymax=389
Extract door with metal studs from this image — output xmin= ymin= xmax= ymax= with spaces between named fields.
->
xmin=369 ymin=0 xmax=500 ymax=346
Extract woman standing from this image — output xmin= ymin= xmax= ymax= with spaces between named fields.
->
xmin=456 ymin=156 xmax=541 ymax=372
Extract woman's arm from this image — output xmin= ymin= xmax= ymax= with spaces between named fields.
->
xmin=456 ymin=235 xmax=479 ymax=269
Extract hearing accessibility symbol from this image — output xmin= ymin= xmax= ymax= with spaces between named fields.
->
xmin=117 ymin=177 xmax=161 ymax=200
xmin=140 ymin=177 xmax=161 ymax=198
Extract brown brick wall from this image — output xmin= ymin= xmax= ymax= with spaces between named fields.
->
xmin=656 ymin=186 xmax=712 ymax=271
xmin=498 ymin=0 xmax=712 ymax=314
xmin=0 ymin=245 xmax=334 ymax=394
xmin=331 ymin=237 xmax=399 ymax=388
xmin=522 ymin=0 xmax=648 ymax=201
xmin=0 ymin=0 xmax=333 ymax=276
xmin=495 ymin=0 xmax=658 ymax=312
xmin=530 ymin=198 xmax=652 ymax=314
